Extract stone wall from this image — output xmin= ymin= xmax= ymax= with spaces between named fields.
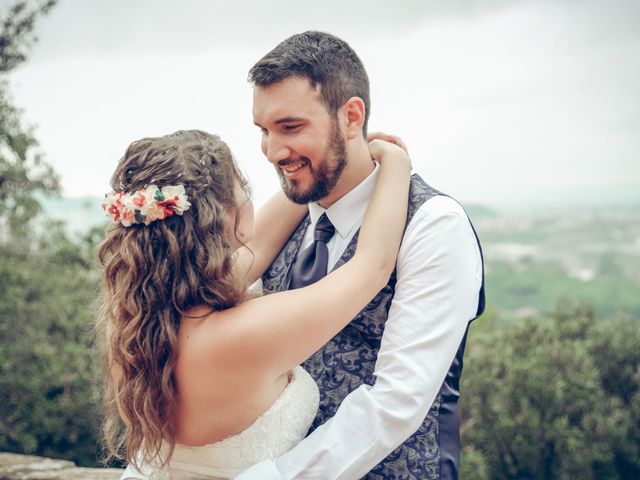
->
xmin=0 ymin=453 xmax=122 ymax=479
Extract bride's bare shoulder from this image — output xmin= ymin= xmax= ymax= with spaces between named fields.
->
xmin=177 ymin=301 xmax=268 ymax=372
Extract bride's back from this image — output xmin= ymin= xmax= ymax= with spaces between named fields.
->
xmin=172 ymin=305 xmax=290 ymax=446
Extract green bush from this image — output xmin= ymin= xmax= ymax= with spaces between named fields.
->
xmin=460 ymin=301 xmax=640 ymax=479
xmin=0 ymin=224 xmax=102 ymax=466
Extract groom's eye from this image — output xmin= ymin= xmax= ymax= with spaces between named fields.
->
xmin=284 ymin=124 xmax=301 ymax=132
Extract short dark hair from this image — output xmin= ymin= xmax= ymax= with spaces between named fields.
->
xmin=248 ymin=31 xmax=371 ymax=136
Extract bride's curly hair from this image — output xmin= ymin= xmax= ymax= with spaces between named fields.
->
xmin=96 ymin=130 xmax=250 ymax=468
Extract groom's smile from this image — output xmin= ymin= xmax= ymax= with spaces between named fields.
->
xmin=278 ymin=158 xmax=310 ymax=178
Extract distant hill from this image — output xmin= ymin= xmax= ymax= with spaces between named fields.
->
xmin=38 ymin=195 xmax=106 ymax=234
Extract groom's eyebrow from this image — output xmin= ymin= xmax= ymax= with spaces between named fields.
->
xmin=274 ymin=116 xmax=304 ymax=124
xmin=254 ymin=117 xmax=305 ymax=128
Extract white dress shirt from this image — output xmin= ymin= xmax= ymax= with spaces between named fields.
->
xmin=236 ymin=165 xmax=483 ymax=479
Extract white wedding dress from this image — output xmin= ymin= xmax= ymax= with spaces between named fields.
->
xmin=121 ymin=366 xmax=319 ymax=480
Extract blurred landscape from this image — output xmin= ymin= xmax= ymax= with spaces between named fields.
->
xmin=46 ymin=196 xmax=640 ymax=322
xmin=469 ymin=203 xmax=640 ymax=320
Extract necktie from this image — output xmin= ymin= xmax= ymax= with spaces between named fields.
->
xmin=289 ymin=213 xmax=336 ymax=289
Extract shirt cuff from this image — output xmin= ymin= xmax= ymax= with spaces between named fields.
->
xmin=233 ymin=459 xmax=283 ymax=479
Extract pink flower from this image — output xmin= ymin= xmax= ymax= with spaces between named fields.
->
xmin=144 ymin=203 xmax=166 ymax=224
xmin=132 ymin=192 xmax=145 ymax=208
xmin=120 ymin=208 xmax=135 ymax=227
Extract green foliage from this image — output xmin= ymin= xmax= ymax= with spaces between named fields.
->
xmin=460 ymin=301 xmax=640 ymax=479
xmin=0 ymin=0 xmax=56 ymax=73
xmin=0 ymin=223 xmax=102 ymax=465
xmin=0 ymin=0 xmax=59 ymax=238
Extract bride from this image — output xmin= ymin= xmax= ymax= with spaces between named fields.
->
xmin=96 ymin=129 xmax=410 ymax=479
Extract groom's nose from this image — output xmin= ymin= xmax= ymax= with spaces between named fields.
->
xmin=264 ymin=133 xmax=292 ymax=165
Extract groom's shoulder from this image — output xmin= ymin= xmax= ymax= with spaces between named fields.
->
xmin=407 ymin=173 xmax=445 ymax=221
xmin=409 ymin=172 xmax=439 ymax=194
xmin=407 ymin=174 xmax=477 ymax=230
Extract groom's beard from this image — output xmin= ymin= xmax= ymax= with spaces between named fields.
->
xmin=277 ymin=125 xmax=347 ymax=205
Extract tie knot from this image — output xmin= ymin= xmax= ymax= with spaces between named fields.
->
xmin=314 ymin=214 xmax=335 ymax=243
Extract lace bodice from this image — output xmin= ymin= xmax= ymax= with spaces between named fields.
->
xmin=133 ymin=367 xmax=319 ymax=480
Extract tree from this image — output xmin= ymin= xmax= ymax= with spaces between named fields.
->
xmin=0 ymin=0 xmax=59 ymax=238
xmin=460 ymin=301 xmax=640 ymax=479
xmin=0 ymin=223 xmax=102 ymax=465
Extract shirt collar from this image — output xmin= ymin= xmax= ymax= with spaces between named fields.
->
xmin=308 ymin=162 xmax=380 ymax=239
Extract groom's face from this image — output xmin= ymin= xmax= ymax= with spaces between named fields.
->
xmin=252 ymin=76 xmax=347 ymax=204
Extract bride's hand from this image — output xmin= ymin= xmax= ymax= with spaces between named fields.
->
xmin=367 ymin=131 xmax=409 ymax=154
xmin=368 ymin=138 xmax=412 ymax=171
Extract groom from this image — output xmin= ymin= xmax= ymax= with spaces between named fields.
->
xmin=238 ymin=31 xmax=485 ymax=479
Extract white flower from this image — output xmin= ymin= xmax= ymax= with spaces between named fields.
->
xmin=120 ymin=193 xmax=139 ymax=212
xmin=161 ymin=185 xmax=191 ymax=215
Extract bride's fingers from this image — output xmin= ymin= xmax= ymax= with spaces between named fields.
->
xmin=367 ymin=131 xmax=409 ymax=154
xmin=367 ymin=131 xmax=392 ymax=142
xmin=389 ymin=135 xmax=408 ymax=154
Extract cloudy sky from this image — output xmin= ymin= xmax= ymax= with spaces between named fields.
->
xmin=6 ymin=0 xmax=640 ymax=210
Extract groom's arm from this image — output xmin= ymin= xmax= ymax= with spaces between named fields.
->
xmin=235 ymin=195 xmax=483 ymax=479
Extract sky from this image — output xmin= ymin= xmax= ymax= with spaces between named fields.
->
xmin=6 ymin=0 xmax=640 ymax=211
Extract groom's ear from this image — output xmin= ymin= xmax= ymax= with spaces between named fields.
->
xmin=341 ymin=97 xmax=366 ymax=140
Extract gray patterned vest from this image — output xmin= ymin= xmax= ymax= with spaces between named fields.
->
xmin=263 ymin=174 xmax=485 ymax=480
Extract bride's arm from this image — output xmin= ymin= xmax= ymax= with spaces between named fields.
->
xmin=234 ymin=192 xmax=307 ymax=286
xmin=219 ymin=140 xmax=411 ymax=375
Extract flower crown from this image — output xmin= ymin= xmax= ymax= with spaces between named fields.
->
xmin=102 ymin=184 xmax=191 ymax=227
